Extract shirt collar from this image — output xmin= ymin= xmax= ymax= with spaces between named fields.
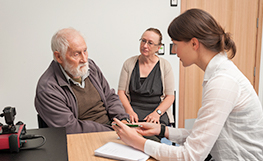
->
xmin=203 ymin=52 xmax=228 ymax=82
xmin=59 ymin=64 xmax=89 ymax=88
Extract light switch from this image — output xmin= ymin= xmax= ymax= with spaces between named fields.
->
xmin=170 ymin=0 xmax=178 ymax=7
xmin=158 ymin=44 xmax=164 ymax=55
xmin=170 ymin=43 xmax=176 ymax=55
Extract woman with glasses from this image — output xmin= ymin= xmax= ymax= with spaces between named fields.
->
xmin=113 ymin=9 xmax=263 ymax=161
xmin=118 ymin=28 xmax=175 ymax=126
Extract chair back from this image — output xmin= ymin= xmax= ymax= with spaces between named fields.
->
xmin=37 ymin=114 xmax=48 ymax=128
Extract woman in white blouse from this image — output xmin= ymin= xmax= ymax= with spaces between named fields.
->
xmin=112 ymin=8 xmax=263 ymax=161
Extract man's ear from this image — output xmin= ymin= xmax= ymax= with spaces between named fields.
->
xmin=54 ymin=51 xmax=63 ymax=64
xmin=191 ymin=37 xmax=200 ymax=51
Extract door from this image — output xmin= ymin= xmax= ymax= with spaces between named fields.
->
xmin=179 ymin=0 xmax=263 ymax=127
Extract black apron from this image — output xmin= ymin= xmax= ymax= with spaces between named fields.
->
xmin=129 ymin=60 xmax=169 ymax=125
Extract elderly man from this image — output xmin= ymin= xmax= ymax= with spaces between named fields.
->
xmin=35 ymin=28 xmax=129 ymax=134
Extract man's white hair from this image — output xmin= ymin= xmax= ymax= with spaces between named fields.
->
xmin=51 ymin=28 xmax=82 ymax=61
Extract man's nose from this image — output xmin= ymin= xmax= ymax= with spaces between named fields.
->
xmin=80 ymin=52 xmax=88 ymax=63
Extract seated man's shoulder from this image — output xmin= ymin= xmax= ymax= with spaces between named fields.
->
xmin=37 ymin=61 xmax=65 ymax=93
xmin=87 ymin=58 xmax=99 ymax=73
xmin=88 ymin=58 xmax=96 ymax=67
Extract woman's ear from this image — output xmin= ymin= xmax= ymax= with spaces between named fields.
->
xmin=191 ymin=37 xmax=200 ymax=51
xmin=54 ymin=51 xmax=63 ymax=64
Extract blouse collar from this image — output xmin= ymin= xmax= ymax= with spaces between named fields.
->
xmin=203 ymin=52 xmax=228 ymax=83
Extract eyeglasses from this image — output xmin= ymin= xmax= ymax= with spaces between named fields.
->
xmin=139 ymin=39 xmax=160 ymax=47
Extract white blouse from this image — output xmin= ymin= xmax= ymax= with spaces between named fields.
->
xmin=144 ymin=52 xmax=263 ymax=161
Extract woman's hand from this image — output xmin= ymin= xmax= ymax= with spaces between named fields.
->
xmin=144 ymin=111 xmax=160 ymax=124
xmin=127 ymin=110 xmax=139 ymax=123
xmin=112 ymin=118 xmax=146 ymax=151
xmin=135 ymin=122 xmax=161 ymax=137
xmin=117 ymin=90 xmax=139 ymax=123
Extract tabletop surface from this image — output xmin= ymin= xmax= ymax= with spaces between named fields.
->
xmin=67 ymin=131 xmax=156 ymax=161
xmin=0 ymin=127 xmax=156 ymax=161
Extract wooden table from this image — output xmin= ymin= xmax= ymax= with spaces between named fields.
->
xmin=67 ymin=131 xmax=156 ymax=161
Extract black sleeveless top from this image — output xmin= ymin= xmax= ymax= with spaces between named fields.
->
xmin=129 ymin=60 xmax=169 ymax=125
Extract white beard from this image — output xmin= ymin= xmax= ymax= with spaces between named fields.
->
xmin=64 ymin=61 xmax=89 ymax=78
